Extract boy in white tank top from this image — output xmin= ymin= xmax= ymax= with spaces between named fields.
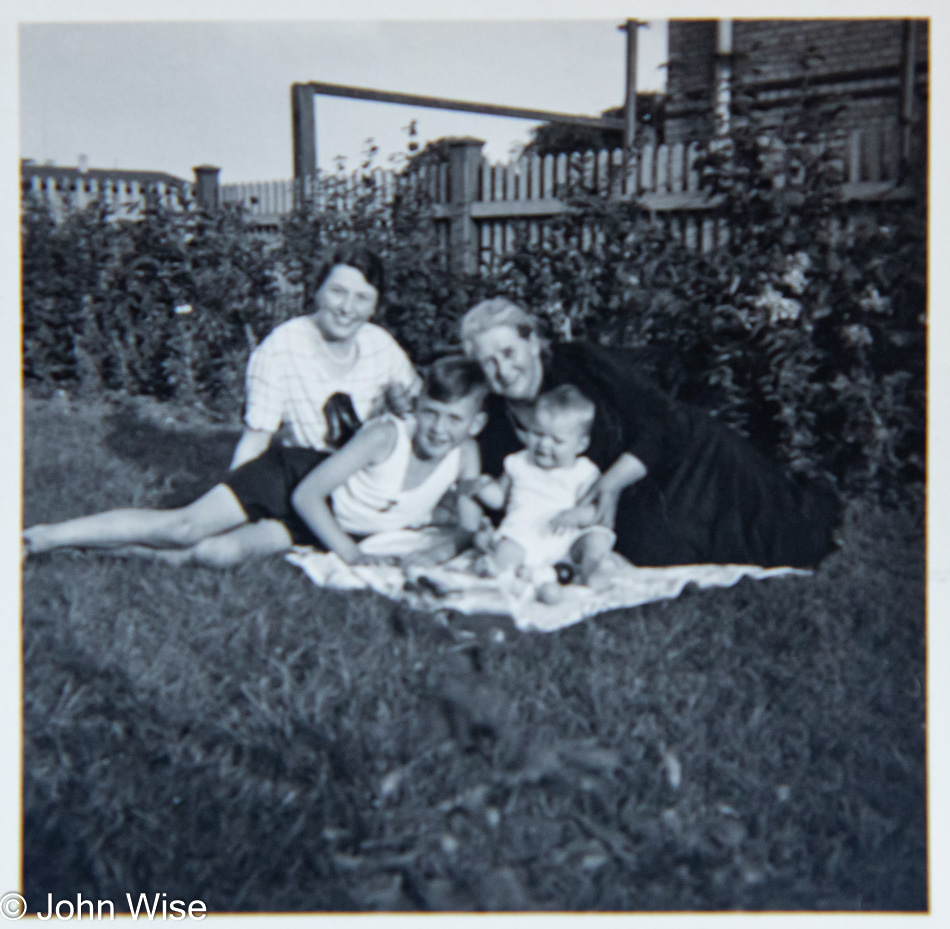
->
xmin=290 ymin=356 xmax=488 ymax=566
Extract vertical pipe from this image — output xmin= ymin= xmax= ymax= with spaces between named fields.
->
xmin=714 ymin=19 xmax=733 ymax=139
xmin=620 ymin=19 xmax=639 ymax=152
xmin=899 ymin=19 xmax=918 ymax=166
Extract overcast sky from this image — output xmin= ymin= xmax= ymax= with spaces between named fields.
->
xmin=19 ymin=19 xmax=667 ymax=183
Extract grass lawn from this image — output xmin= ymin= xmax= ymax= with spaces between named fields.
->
xmin=21 ymin=393 xmax=927 ymax=912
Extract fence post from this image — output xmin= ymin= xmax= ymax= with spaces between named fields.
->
xmin=446 ymin=137 xmax=485 ymax=274
xmin=193 ymin=165 xmax=220 ymax=211
xmin=292 ymin=83 xmax=318 ymax=209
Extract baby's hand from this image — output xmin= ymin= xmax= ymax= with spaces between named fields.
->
xmin=384 ymin=382 xmax=415 ymax=418
xmin=473 ymin=552 xmax=499 ymax=578
xmin=473 ymin=517 xmax=496 ymax=554
xmin=550 ymin=505 xmax=594 ymax=533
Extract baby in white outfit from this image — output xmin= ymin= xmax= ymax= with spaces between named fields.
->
xmin=471 ymin=384 xmax=615 ymax=599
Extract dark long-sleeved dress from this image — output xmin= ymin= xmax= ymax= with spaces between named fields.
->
xmin=477 ymin=341 xmax=840 ymax=568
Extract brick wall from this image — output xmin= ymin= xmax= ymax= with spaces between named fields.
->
xmin=665 ymin=20 xmax=717 ymax=142
xmin=665 ymin=18 xmax=928 ymax=143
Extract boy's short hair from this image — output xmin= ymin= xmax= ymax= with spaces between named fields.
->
xmin=423 ymin=355 xmax=489 ymax=407
xmin=535 ymin=384 xmax=596 ymax=434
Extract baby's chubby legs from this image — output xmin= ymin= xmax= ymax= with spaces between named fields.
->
xmin=569 ymin=528 xmax=615 ymax=588
xmin=23 ymin=485 xmax=292 ymax=567
xmin=536 ymin=529 xmax=615 ymax=604
xmin=474 ymin=536 xmax=526 ymax=578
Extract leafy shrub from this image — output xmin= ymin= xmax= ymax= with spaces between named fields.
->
xmin=484 ymin=131 xmax=925 ymax=500
xmin=21 ymin=126 xmax=924 ymax=499
xmin=22 ymin=193 xmax=280 ymax=410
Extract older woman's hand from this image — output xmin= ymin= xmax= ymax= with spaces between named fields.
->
xmin=580 ymin=453 xmax=648 ymax=528
xmin=585 ymin=485 xmax=622 ymax=529
xmin=550 ymin=504 xmax=597 ymax=533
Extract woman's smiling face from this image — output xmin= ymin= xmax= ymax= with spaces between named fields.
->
xmin=312 ymin=264 xmax=379 ymax=344
xmin=468 ymin=325 xmax=544 ymax=401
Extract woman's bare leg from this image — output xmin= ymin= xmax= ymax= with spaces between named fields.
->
xmin=189 ymin=520 xmax=296 ymax=566
xmin=112 ymin=519 xmax=295 ymax=568
xmin=23 ymin=485 xmax=248 ymax=556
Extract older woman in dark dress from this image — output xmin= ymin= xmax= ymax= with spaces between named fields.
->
xmin=461 ymin=298 xmax=840 ymax=568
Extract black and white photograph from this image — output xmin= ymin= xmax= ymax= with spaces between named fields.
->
xmin=7 ymin=0 xmax=942 ymax=920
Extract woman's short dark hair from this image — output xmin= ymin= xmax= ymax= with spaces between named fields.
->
xmin=312 ymin=243 xmax=386 ymax=302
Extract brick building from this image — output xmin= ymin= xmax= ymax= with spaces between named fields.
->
xmin=664 ymin=19 xmax=928 ymax=148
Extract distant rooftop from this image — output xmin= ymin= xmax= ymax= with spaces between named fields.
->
xmin=21 ymin=160 xmax=188 ymax=188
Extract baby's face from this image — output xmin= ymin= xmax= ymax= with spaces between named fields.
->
xmin=524 ymin=407 xmax=589 ymax=469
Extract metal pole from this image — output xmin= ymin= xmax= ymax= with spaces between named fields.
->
xmin=620 ymin=20 xmax=640 ymax=151
xmin=301 ymin=81 xmax=624 ymax=132
xmin=899 ymin=20 xmax=918 ymax=166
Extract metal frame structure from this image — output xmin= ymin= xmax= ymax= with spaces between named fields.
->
xmin=291 ymin=20 xmax=642 ymax=178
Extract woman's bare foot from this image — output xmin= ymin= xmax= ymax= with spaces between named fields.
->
xmin=22 ymin=526 xmax=49 ymax=559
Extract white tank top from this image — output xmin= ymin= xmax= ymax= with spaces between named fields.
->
xmin=330 ymin=415 xmax=463 ymax=535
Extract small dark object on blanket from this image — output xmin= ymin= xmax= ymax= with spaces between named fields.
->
xmin=554 ymin=562 xmax=575 ymax=585
xmin=404 ymin=574 xmax=458 ymax=599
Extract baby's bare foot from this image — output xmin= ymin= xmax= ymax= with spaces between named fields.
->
xmin=536 ymin=581 xmax=565 ymax=604
xmin=473 ymin=554 xmax=498 ymax=578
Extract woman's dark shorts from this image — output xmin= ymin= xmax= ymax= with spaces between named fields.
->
xmin=223 ymin=445 xmax=330 ymax=546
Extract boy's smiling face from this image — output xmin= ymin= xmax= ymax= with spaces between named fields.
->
xmin=413 ymin=392 xmax=486 ymax=460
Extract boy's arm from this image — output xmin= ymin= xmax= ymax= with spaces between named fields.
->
xmin=290 ymin=420 xmax=396 ymax=564
xmin=402 ymin=439 xmax=484 ymax=567
xmin=456 ymin=440 xmax=486 ymax=534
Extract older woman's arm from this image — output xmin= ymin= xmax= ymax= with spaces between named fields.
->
xmin=291 ymin=420 xmax=396 ymax=565
xmin=580 ymin=452 xmax=648 ymax=528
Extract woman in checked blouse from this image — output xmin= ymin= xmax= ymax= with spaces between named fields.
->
xmin=23 ymin=244 xmax=426 ymax=565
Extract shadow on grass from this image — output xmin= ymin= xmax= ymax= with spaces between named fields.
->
xmin=22 ymin=397 xmax=928 ymax=912
xmin=102 ymin=407 xmax=243 ymax=507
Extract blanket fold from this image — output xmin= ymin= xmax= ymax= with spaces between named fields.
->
xmin=287 ymin=528 xmax=809 ymax=633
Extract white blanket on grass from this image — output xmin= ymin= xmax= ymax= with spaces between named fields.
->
xmin=286 ymin=528 xmax=810 ymax=633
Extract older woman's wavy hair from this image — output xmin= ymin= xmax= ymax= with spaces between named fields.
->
xmin=459 ymin=298 xmax=542 ymax=357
